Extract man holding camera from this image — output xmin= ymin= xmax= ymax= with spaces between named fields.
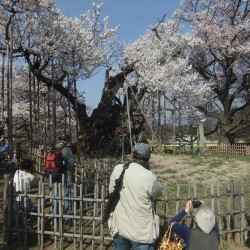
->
xmin=108 ymin=142 xmax=163 ymax=250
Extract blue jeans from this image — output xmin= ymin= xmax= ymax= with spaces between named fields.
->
xmin=114 ymin=234 xmax=155 ymax=250
xmin=64 ymin=171 xmax=72 ymax=213
xmin=52 ymin=172 xmax=72 ymax=216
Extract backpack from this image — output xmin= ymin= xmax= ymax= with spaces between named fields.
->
xmin=44 ymin=147 xmax=66 ymax=180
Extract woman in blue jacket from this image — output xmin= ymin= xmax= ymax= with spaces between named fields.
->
xmin=170 ymin=200 xmax=219 ymax=250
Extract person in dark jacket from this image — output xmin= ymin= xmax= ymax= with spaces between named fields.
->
xmin=53 ymin=133 xmax=75 ymax=215
xmin=170 ymin=200 xmax=219 ymax=250
xmin=54 ymin=133 xmax=75 ymax=182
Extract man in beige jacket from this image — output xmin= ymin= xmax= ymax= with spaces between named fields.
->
xmin=108 ymin=142 xmax=163 ymax=250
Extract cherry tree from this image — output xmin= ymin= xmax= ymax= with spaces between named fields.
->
xmin=4 ymin=0 xmax=249 ymax=155
xmin=123 ymin=20 xmax=208 ymax=111
xmin=123 ymin=0 xmax=250 ymax=145
xmin=1 ymin=0 xmax=209 ymax=154
xmin=0 ymin=0 xmax=127 ymax=154
xmin=122 ymin=19 xmax=212 ymax=145
xmin=174 ymin=0 xmax=250 ymax=144
xmin=1 ymin=0 xmax=158 ymax=155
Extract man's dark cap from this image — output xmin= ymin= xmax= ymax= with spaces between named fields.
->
xmin=58 ymin=133 xmax=71 ymax=141
xmin=132 ymin=143 xmax=151 ymax=158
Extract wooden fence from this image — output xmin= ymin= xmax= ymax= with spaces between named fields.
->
xmin=152 ymin=143 xmax=250 ymax=156
xmin=3 ymin=146 xmax=250 ymax=249
xmin=208 ymin=144 xmax=250 ymax=156
xmin=3 ymin=159 xmax=250 ymax=250
xmin=155 ymin=180 xmax=250 ymax=249
xmin=3 ymin=159 xmax=115 ymax=250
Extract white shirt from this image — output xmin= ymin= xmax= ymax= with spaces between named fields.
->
xmin=13 ymin=170 xmax=35 ymax=193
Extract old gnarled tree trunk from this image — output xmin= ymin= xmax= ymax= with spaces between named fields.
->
xmin=78 ymin=66 xmax=148 ymax=155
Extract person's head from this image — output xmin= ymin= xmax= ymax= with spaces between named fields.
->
xmin=195 ymin=205 xmax=216 ymax=234
xmin=21 ymin=159 xmax=36 ymax=172
xmin=58 ymin=133 xmax=71 ymax=144
xmin=0 ymin=135 xmax=6 ymax=141
xmin=132 ymin=142 xmax=152 ymax=162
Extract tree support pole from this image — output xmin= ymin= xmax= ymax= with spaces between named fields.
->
xmin=125 ymin=83 xmax=133 ymax=152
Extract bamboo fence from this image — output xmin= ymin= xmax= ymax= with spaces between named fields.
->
xmin=2 ymin=146 xmax=250 ymax=249
xmin=208 ymin=144 xmax=250 ymax=156
xmin=2 ymin=160 xmax=250 ymax=250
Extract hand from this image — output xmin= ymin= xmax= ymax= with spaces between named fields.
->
xmin=185 ymin=200 xmax=193 ymax=213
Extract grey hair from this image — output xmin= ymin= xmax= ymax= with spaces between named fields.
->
xmin=195 ymin=205 xmax=216 ymax=234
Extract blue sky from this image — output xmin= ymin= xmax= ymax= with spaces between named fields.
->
xmin=54 ymin=0 xmax=182 ymax=109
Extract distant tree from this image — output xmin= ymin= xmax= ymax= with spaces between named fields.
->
xmin=174 ymin=0 xmax=250 ymax=144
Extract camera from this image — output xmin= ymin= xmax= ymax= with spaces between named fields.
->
xmin=192 ymin=200 xmax=202 ymax=208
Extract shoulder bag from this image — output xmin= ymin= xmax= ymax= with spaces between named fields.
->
xmin=102 ymin=162 xmax=129 ymax=224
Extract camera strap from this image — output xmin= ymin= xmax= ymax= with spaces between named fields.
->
xmin=114 ymin=162 xmax=130 ymax=192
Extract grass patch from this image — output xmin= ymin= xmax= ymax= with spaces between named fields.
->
xmin=162 ymin=169 xmax=177 ymax=174
xmin=208 ymin=159 xmax=224 ymax=169
xmin=182 ymin=154 xmax=246 ymax=170
xmin=209 ymin=153 xmax=250 ymax=163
